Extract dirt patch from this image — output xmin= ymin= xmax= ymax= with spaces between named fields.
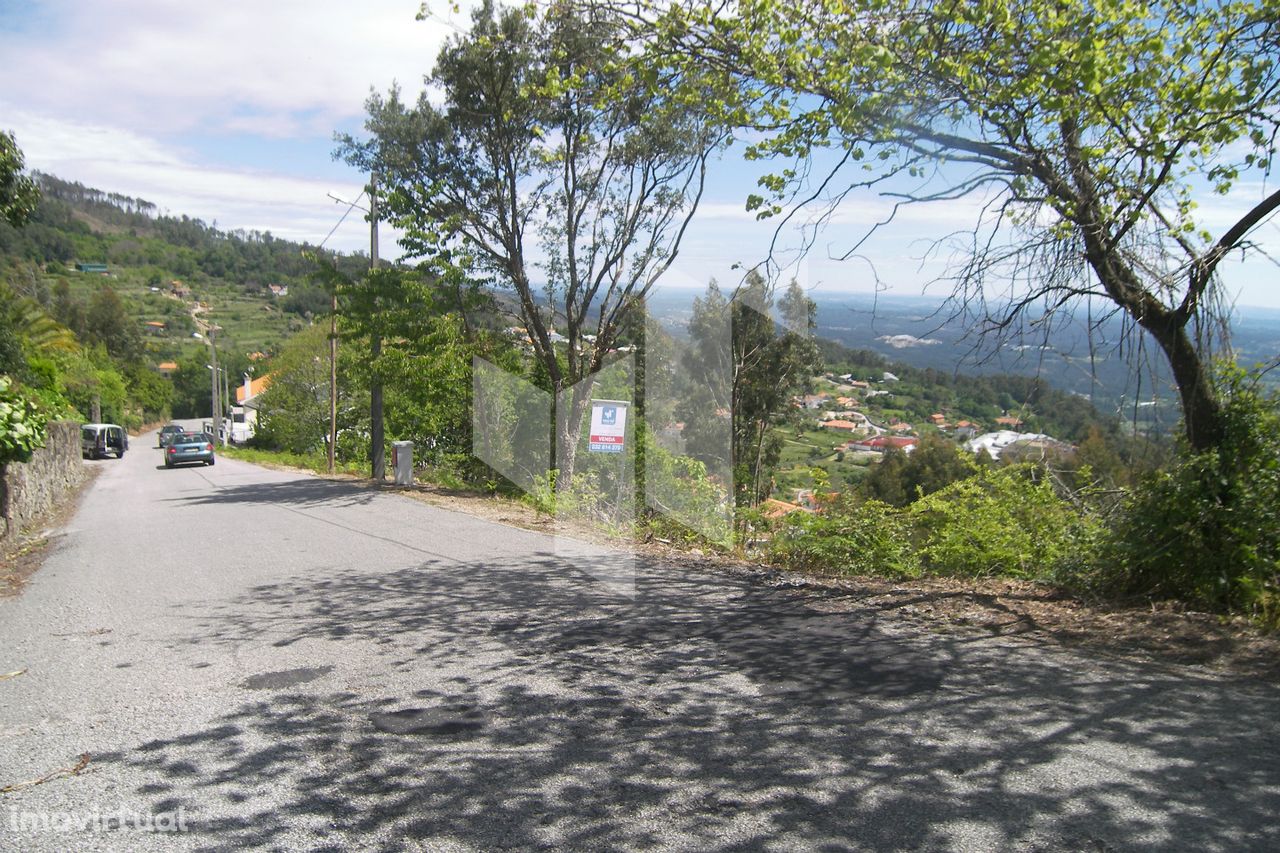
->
xmin=701 ymin=561 xmax=1280 ymax=682
xmin=0 ymin=466 xmax=99 ymax=598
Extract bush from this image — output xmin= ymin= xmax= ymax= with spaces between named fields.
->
xmin=767 ymin=497 xmax=919 ymax=577
xmin=909 ymin=464 xmax=1101 ymax=580
xmin=1100 ymin=365 xmax=1280 ymax=626
xmin=0 ymin=376 xmax=46 ymax=464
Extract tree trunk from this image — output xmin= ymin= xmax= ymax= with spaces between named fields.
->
xmin=1139 ymin=316 xmax=1226 ymax=453
xmin=555 ymin=377 xmax=595 ymax=494
xmin=1065 ymin=123 xmax=1228 ymax=455
xmin=1075 ymin=208 xmax=1226 ymax=454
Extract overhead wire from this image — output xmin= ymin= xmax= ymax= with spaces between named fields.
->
xmin=319 ymin=190 xmax=367 ymax=250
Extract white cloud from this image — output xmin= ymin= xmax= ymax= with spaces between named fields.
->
xmin=0 ymin=0 xmax=462 ymax=137
xmin=7 ymin=109 xmax=378 ymax=252
xmin=0 ymin=1 xmax=463 ymax=253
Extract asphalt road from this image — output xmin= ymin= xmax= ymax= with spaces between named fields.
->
xmin=1 ymin=424 xmax=1278 ymax=851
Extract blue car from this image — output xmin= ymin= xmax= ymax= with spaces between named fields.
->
xmin=164 ymin=432 xmax=215 ymax=468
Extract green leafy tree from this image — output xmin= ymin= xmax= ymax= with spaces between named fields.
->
xmin=682 ymin=273 xmax=821 ymax=505
xmin=122 ymin=364 xmax=173 ymax=423
xmin=170 ymin=352 xmax=215 ymax=419
xmin=644 ymin=0 xmax=1280 ymax=454
xmin=59 ymin=345 xmax=129 ymax=426
xmin=84 ymin=286 xmax=143 ymax=363
xmin=0 ymin=131 xmax=40 ymax=227
xmin=862 ymin=433 xmax=980 ymax=507
xmin=254 ymin=324 xmax=356 ymax=456
xmin=338 ymin=264 xmax=504 ymax=471
xmin=339 ymin=0 xmax=728 ymax=488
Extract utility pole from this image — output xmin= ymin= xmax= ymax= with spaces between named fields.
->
xmin=328 ymin=287 xmax=337 ymax=475
xmin=222 ymin=365 xmax=230 ymax=446
xmin=210 ymin=327 xmax=220 ymax=435
xmin=369 ymin=172 xmax=385 ymax=481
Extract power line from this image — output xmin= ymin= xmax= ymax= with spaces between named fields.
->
xmin=319 ymin=190 xmax=367 ymax=249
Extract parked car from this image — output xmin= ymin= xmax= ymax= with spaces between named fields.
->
xmin=164 ymin=432 xmax=215 ymax=468
xmin=82 ymin=423 xmax=128 ymax=459
xmin=158 ymin=423 xmax=185 ymax=448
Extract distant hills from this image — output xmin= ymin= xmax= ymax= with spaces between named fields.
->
xmin=0 ymin=173 xmax=371 ymax=365
xmin=645 ymin=285 xmax=1280 ymax=438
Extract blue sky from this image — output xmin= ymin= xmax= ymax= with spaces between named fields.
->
xmin=2 ymin=0 xmax=1278 ymax=309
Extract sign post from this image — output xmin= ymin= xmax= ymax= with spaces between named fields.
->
xmin=589 ymin=400 xmax=629 ymax=526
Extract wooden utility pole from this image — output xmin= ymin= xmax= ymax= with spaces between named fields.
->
xmin=328 ymin=290 xmax=337 ymax=475
xmin=223 ymin=365 xmax=231 ymax=446
xmin=210 ymin=327 xmax=220 ymax=433
xmin=369 ymin=172 xmax=385 ymax=481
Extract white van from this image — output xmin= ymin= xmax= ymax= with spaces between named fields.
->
xmin=81 ymin=423 xmax=128 ymax=459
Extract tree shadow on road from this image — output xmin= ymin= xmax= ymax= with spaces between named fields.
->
xmin=164 ymin=477 xmax=380 ymax=510
xmin=96 ymin=555 xmax=1280 ymax=850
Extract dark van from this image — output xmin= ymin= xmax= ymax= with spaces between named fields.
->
xmin=81 ymin=423 xmax=128 ymax=459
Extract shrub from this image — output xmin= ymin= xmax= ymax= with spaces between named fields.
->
xmin=767 ymin=497 xmax=919 ymax=578
xmin=0 ymin=376 xmax=46 ymax=465
xmin=1100 ymin=365 xmax=1280 ymax=626
xmin=910 ymin=463 xmax=1101 ymax=579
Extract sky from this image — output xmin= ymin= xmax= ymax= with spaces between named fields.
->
xmin=2 ymin=0 xmax=1278 ymax=309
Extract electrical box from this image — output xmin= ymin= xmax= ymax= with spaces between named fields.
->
xmin=392 ymin=440 xmax=414 ymax=486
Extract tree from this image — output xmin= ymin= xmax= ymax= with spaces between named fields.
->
xmin=681 ymin=272 xmax=821 ymax=505
xmin=254 ymin=324 xmax=351 ymax=456
xmin=1 ymin=131 xmax=39 ymax=227
xmin=640 ymin=0 xmax=1280 ymax=453
xmin=339 ymin=0 xmax=728 ymax=487
xmin=338 ymin=264 xmax=504 ymax=469
xmin=85 ymin=286 xmax=143 ymax=363
xmin=170 ymin=350 xmax=223 ymax=420
xmin=862 ymin=433 xmax=978 ymax=507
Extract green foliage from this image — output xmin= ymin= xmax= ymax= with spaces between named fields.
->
xmin=649 ymin=0 xmax=1280 ymax=454
xmin=767 ymin=497 xmax=919 ymax=577
xmin=253 ymin=324 xmax=342 ymax=456
xmin=337 ymin=264 xmax=499 ymax=469
xmin=681 ymin=274 xmax=822 ymax=506
xmin=910 ymin=464 xmax=1101 ymax=579
xmin=1098 ymin=366 xmax=1280 ymax=625
xmin=641 ymin=429 xmax=733 ymax=546
xmin=123 ymin=364 xmax=173 ymax=422
xmin=220 ymin=445 xmax=365 ymax=478
xmin=0 ymin=375 xmax=46 ymax=465
xmin=765 ymin=461 xmax=1101 ymax=583
xmin=58 ymin=345 xmax=132 ymax=427
xmin=861 ymin=434 xmax=980 ymax=507
xmin=0 ymin=131 xmax=40 ymax=228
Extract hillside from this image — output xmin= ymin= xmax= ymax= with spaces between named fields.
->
xmin=0 ymin=173 xmax=367 ymax=374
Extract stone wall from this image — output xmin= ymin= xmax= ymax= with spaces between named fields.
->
xmin=1 ymin=420 xmax=86 ymax=540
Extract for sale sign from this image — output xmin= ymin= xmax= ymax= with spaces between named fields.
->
xmin=588 ymin=400 xmax=628 ymax=453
